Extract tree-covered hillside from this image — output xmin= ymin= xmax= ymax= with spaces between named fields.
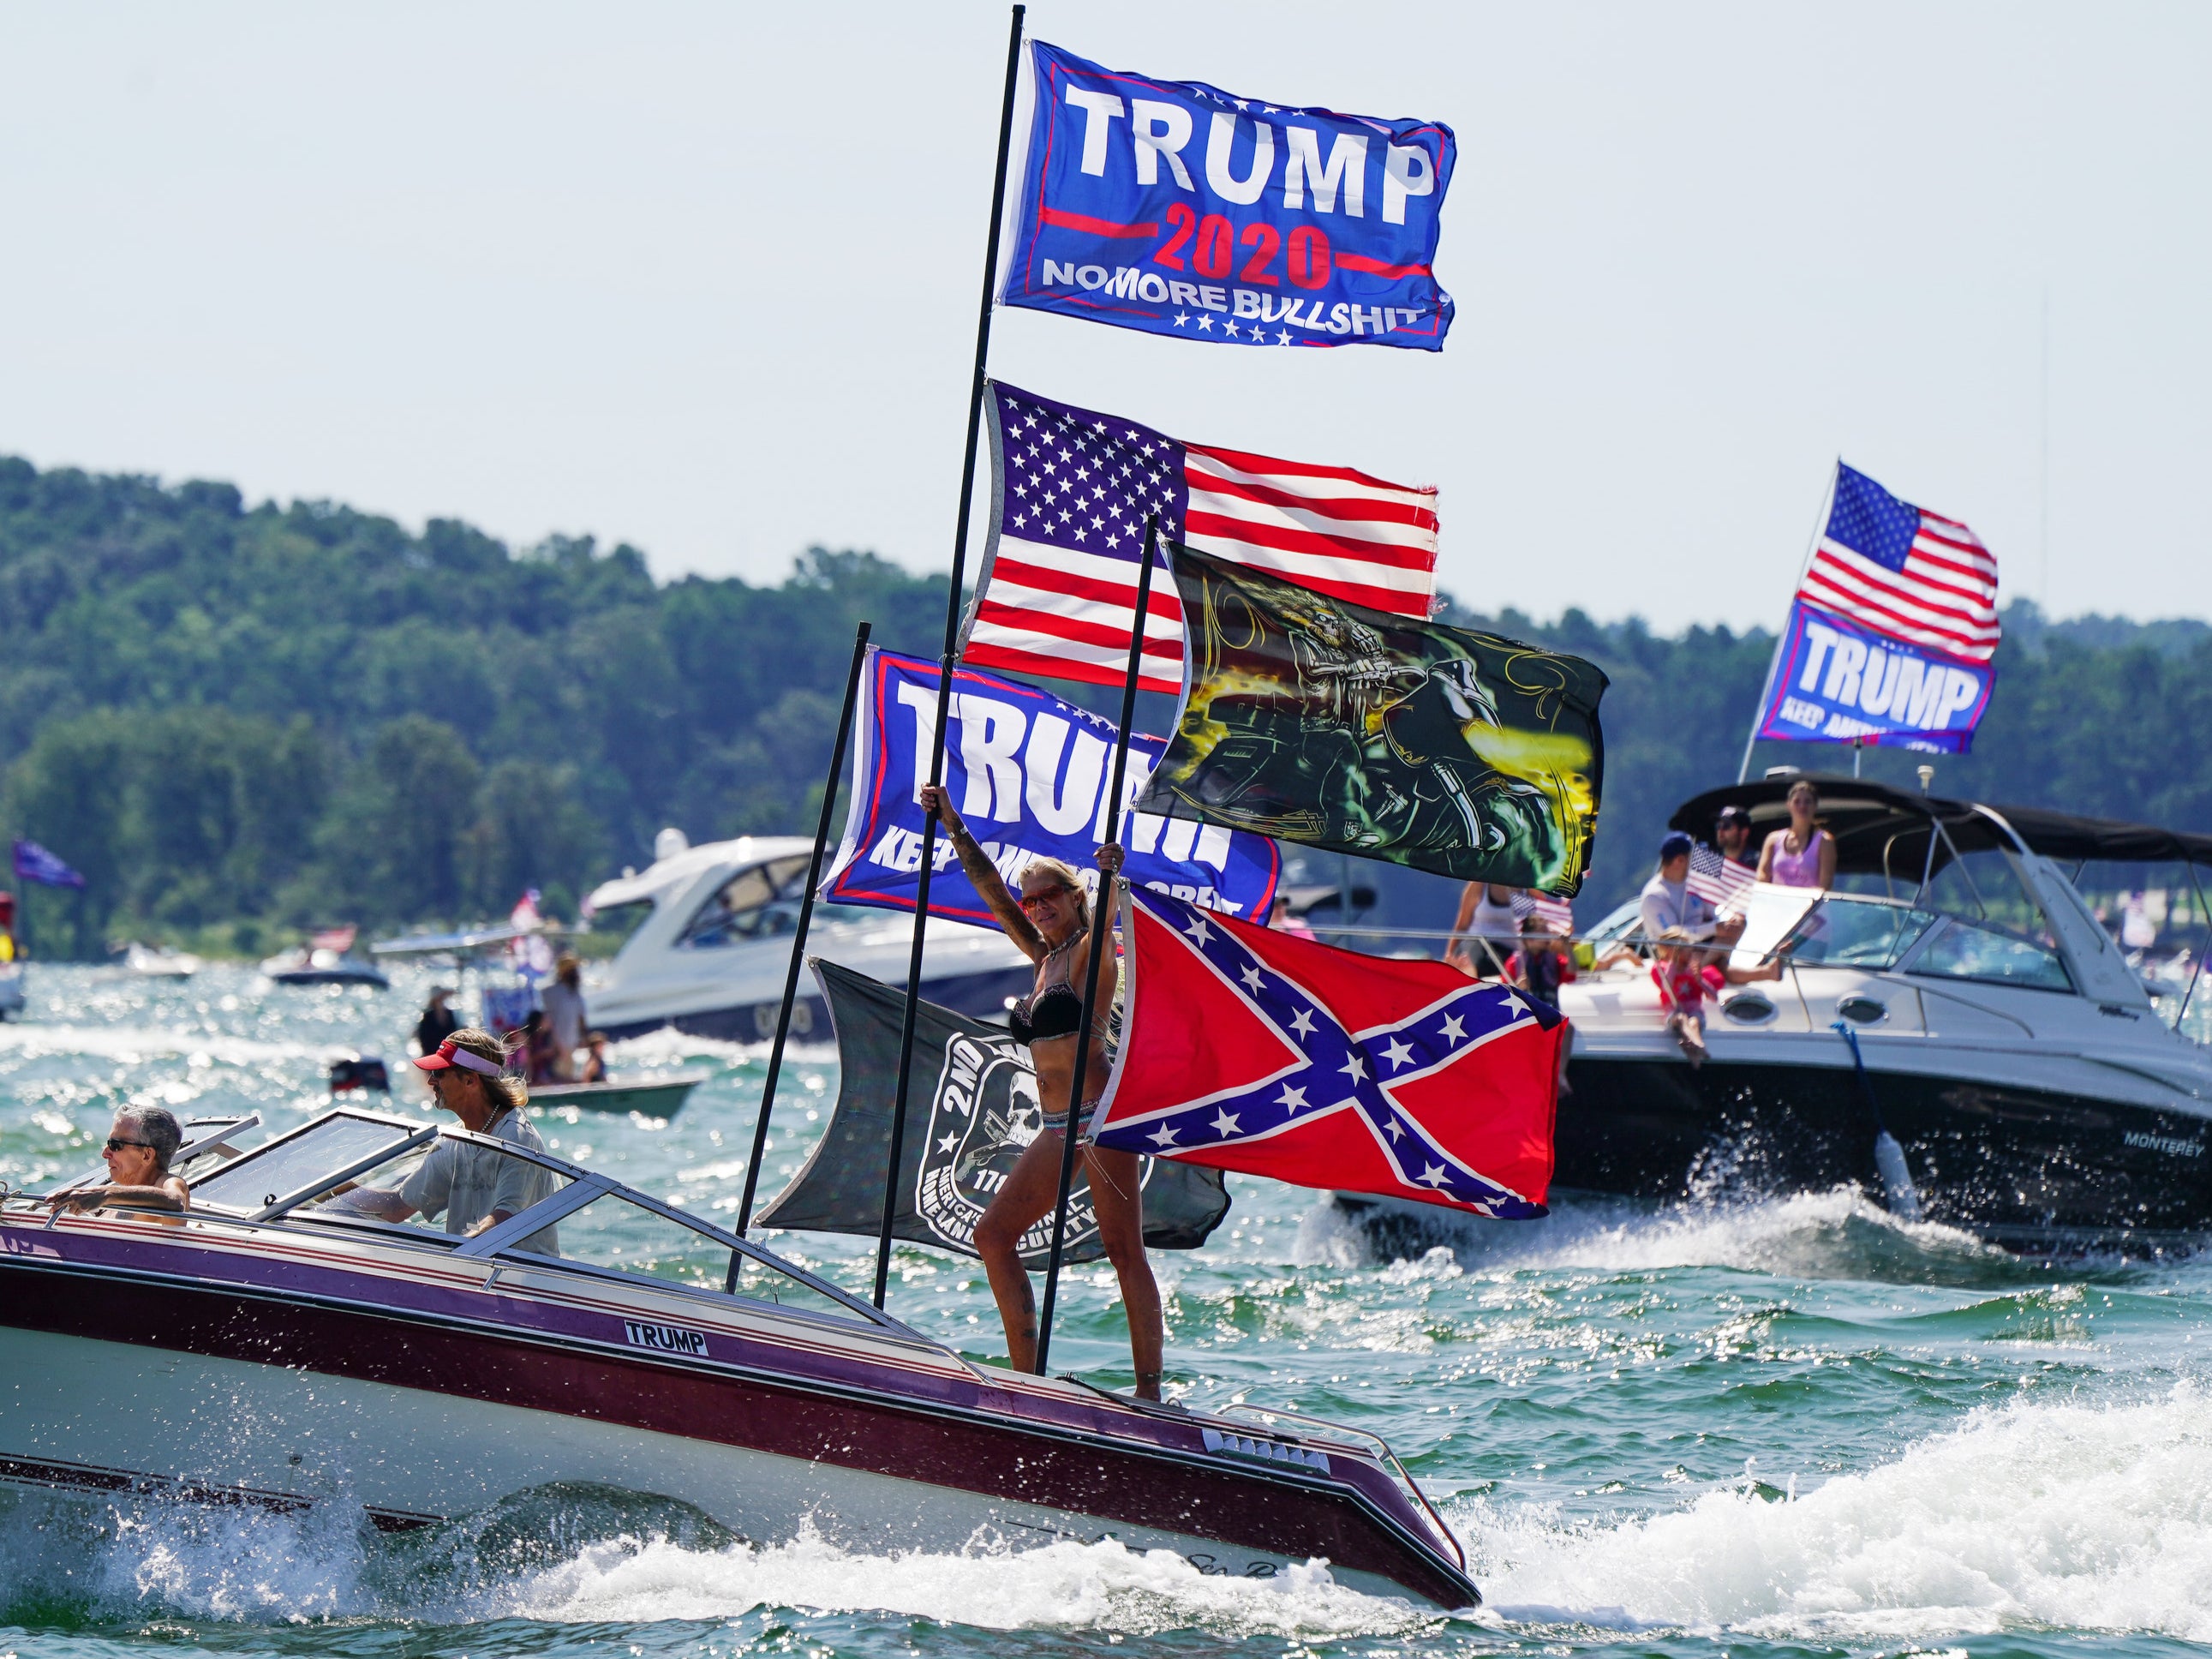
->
xmin=2 ymin=453 xmax=2204 ymax=954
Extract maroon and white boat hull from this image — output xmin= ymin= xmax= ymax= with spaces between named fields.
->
xmin=0 ymin=1203 xmax=1474 ymax=1607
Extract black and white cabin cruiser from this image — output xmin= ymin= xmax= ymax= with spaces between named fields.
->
xmin=1544 ymin=776 xmax=2212 ymax=1252
xmin=582 ymin=830 xmax=1032 ymax=1041
xmin=0 ymin=1106 xmax=1475 ymax=1607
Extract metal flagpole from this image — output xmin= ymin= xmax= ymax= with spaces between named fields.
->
xmin=732 ymin=620 xmax=871 ymax=1249
xmin=1737 ymin=460 xmax=1842 ymax=783
xmin=875 ymin=3 xmax=1027 ymax=1309
xmin=1033 ymin=515 xmax=1160 ymax=1377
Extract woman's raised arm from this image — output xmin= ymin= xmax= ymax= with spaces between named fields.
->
xmin=919 ymin=784 xmax=1046 ymax=959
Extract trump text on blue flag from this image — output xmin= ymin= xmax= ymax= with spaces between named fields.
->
xmin=1755 ymin=601 xmax=1994 ymax=755
xmin=821 ymin=650 xmax=1279 ymax=925
xmin=1002 ymin=42 xmax=1455 ymax=351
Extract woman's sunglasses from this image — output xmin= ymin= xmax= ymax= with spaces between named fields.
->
xmin=1018 ymin=887 xmax=1074 ymax=914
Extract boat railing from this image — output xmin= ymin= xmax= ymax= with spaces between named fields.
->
xmin=1215 ymin=1400 xmax=1465 ymax=1572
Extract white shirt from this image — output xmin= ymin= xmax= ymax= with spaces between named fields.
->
xmin=398 ymin=1110 xmax=560 ymax=1254
xmin=541 ymin=981 xmax=588 ymax=1052
xmin=1639 ymin=871 xmax=1715 ymax=943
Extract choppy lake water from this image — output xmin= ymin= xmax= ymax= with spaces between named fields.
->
xmin=3 ymin=963 xmax=2210 ymax=1657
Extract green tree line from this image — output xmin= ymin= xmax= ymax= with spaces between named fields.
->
xmin=2 ymin=454 xmax=2203 ymax=954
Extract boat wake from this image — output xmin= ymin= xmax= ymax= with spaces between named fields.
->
xmin=1462 ymin=1379 xmax=2212 ymax=1640
xmin=0 ymin=1484 xmax=1441 ymax=1641
xmin=1305 ymin=1184 xmax=2047 ymax=1288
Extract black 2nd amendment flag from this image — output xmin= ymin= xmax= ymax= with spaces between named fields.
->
xmin=1137 ymin=544 xmax=1608 ymax=895
xmin=756 ymin=961 xmax=1229 ymax=1267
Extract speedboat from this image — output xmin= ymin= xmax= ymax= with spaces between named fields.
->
xmin=261 ymin=926 xmax=391 ymax=989
xmin=0 ymin=1105 xmax=1475 ymax=1608
xmin=582 ymin=830 xmax=1033 ymax=1040
xmin=119 ymin=942 xmax=201 ymax=979
xmin=528 ymin=1074 xmax=709 ymax=1116
xmin=1538 ymin=776 xmax=2212 ymax=1253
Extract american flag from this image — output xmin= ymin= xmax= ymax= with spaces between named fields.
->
xmin=961 ymin=382 xmax=1440 ymax=694
xmin=1797 ymin=463 xmax=1999 ymax=662
xmin=1509 ymin=889 xmax=1576 ymax=937
xmin=1685 ymin=843 xmax=1756 ymax=912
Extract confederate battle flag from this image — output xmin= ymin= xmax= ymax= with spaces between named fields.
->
xmin=1091 ymin=885 xmax=1561 ymax=1218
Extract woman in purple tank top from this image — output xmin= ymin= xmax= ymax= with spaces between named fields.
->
xmin=1758 ymin=778 xmax=1838 ymax=889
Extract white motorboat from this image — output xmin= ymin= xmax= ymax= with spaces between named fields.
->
xmin=582 ymin=831 xmax=1033 ymax=1041
xmin=1 ymin=1105 xmax=1475 ymax=1608
xmin=1524 ymin=776 xmax=2212 ymax=1253
xmin=260 ymin=926 xmax=391 ymax=989
xmin=119 ymin=941 xmax=201 ymax=979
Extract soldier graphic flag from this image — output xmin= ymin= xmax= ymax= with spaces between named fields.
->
xmin=1137 ymin=544 xmax=1607 ymax=894
xmin=756 ymin=960 xmax=1229 ymax=1267
xmin=1091 ymin=885 xmax=1561 ymax=1217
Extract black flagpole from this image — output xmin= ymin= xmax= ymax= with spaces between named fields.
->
xmin=1033 ymin=515 xmax=1161 ymax=1377
xmin=732 ymin=620 xmax=871 ymax=1250
xmin=874 ymin=3 xmax=1027 ymax=1309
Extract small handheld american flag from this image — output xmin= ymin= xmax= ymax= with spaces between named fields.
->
xmin=1685 ymin=844 xmax=1757 ymax=912
xmin=1509 ymin=889 xmax=1577 ymax=937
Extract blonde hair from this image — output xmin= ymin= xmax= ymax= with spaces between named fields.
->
xmin=445 ymin=1026 xmax=529 ymax=1114
xmin=1019 ymin=856 xmax=1091 ymax=931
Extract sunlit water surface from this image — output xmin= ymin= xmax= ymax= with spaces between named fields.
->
xmin=3 ymin=963 xmax=2211 ymax=1658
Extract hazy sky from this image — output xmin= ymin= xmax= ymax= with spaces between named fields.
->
xmin=3 ymin=3 xmax=2205 ymax=632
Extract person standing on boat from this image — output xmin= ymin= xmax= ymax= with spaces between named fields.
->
xmin=1757 ymin=779 xmax=1838 ymax=889
xmin=918 ymin=783 xmax=1166 ymax=1400
xmin=1449 ymin=882 xmax=1522 ymax=977
xmin=338 ymin=1028 xmax=559 ymax=1247
xmin=414 ymin=985 xmax=460 ymax=1057
xmin=540 ymin=953 xmax=589 ymax=1080
xmin=1713 ymin=805 xmax=1759 ymax=873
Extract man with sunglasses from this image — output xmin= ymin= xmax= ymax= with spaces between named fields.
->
xmin=46 ymin=1105 xmax=189 ymax=1215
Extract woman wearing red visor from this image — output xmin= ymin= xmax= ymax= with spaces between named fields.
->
xmin=335 ymin=1027 xmax=558 ymax=1244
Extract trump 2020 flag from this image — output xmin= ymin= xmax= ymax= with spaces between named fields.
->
xmin=820 ymin=648 xmax=1280 ymax=923
xmin=1138 ymin=544 xmax=1606 ymax=895
xmin=964 ymin=381 xmax=1440 ymax=692
xmin=1001 ymin=40 xmax=1455 ymax=350
xmin=1753 ymin=600 xmax=1994 ymax=755
xmin=758 ymin=961 xmax=1229 ymax=1267
xmin=1091 ymin=885 xmax=1560 ymax=1217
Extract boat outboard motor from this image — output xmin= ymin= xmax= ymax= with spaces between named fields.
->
xmin=1830 ymin=1019 xmax=1922 ymax=1221
xmin=329 ymin=1056 xmax=392 ymax=1095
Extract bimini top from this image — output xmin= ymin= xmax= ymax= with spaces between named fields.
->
xmin=1671 ymin=774 xmax=2212 ymax=879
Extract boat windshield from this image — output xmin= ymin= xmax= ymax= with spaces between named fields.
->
xmin=679 ymin=856 xmax=813 ymax=948
xmin=1774 ymin=896 xmax=1940 ymax=969
xmin=677 ymin=858 xmax=874 ymax=949
xmin=184 ymin=1110 xmax=894 ymax=1331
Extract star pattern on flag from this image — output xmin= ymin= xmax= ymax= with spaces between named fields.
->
xmin=1096 ymin=888 xmax=1557 ymax=1217
xmin=995 ymin=389 xmax=1182 ymax=559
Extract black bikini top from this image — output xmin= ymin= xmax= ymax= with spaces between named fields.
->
xmin=1009 ymin=982 xmax=1085 ymax=1046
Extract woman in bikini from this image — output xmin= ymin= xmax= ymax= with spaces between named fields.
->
xmin=919 ymin=784 xmax=1166 ymax=1399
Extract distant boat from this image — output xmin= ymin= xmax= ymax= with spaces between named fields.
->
xmin=527 ymin=1072 xmax=708 ymax=1117
xmin=261 ymin=926 xmax=390 ymax=989
xmin=119 ymin=942 xmax=201 ymax=979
